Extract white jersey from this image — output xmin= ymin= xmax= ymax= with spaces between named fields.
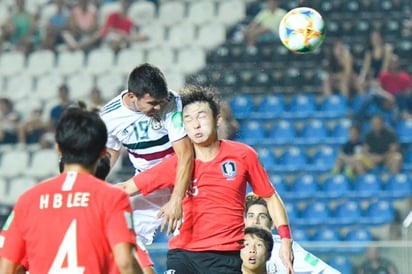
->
xmin=101 ymin=90 xmax=187 ymax=245
xmin=267 ymin=235 xmax=341 ymax=274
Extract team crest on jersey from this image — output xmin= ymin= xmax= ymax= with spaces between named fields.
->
xmin=150 ymin=116 xmax=162 ymax=130
xmin=221 ymin=161 xmax=237 ymax=178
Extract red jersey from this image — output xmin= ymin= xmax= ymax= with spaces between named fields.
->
xmin=134 ymin=140 xmax=275 ymax=251
xmin=379 ymin=71 xmax=412 ymax=95
xmin=100 ymin=12 xmax=133 ymax=37
xmin=0 ymin=172 xmax=136 ymax=274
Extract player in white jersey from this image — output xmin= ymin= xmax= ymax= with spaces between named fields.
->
xmin=245 ymin=194 xmax=341 ymax=274
xmin=100 ymin=63 xmax=193 ymax=245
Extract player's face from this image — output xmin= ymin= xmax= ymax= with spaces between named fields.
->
xmin=183 ymin=102 xmax=217 ymax=145
xmin=241 ymin=233 xmax=268 ymax=272
xmin=245 ymin=204 xmax=271 ymax=229
xmin=134 ymin=93 xmax=167 ymax=117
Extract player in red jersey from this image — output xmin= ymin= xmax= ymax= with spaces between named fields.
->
xmin=0 ymin=107 xmax=143 ymax=274
xmin=118 ymin=85 xmax=294 ymax=274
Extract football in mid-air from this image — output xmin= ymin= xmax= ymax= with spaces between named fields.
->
xmin=278 ymin=7 xmax=325 ymax=53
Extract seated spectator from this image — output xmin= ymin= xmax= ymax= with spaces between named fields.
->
xmin=86 ymin=0 xmax=148 ymax=52
xmin=87 ymin=87 xmax=105 ymax=110
xmin=17 ymin=107 xmax=49 ymax=147
xmin=322 ymin=39 xmax=359 ymax=99
xmin=0 ymin=0 xmax=40 ymax=55
xmin=355 ymin=246 xmax=398 ymax=274
xmin=62 ymin=0 xmax=99 ymax=51
xmin=0 ymin=98 xmax=21 ymax=145
xmin=241 ymin=226 xmax=274 ymax=274
xmin=332 ymin=125 xmax=363 ymax=178
xmin=243 ymin=0 xmax=286 ymax=47
xmin=42 ymin=0 xmax=70 ymax=51
xmin=355 ymin=115 xmax=402 ymax=174
xmin=358 ymin=29 xmax=393 ymax=84
xmin=218 ymin=102 xmax=239 ymax=140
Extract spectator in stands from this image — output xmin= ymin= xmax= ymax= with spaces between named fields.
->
xmin=87 ymin=87 xmax=106 ymax=110
xmin=331 ymin=125 xmax=363 ymax=178
xmin=241 ymin=226 xmax=274 ymax=274
xmin=85 ymin=0 xmax=148 ymax=52
xmin=355 ymin=246 xmax=398 ymax=274
xmin=355 ymin=115 xmax=402 ymax=174
xmin=322 ymin=39 xmax=358 ymax=99
xmin=62 ymin=0 xmax=99 ymax=51
xmin=42 ymin=0 xmax=70 ymax=51
xmin=358 ymin=29 xmax=393 ymax=84
xmin=218 ymin=102 xmax=239 ymax=140
xmin=0 ymin=0 xmax=40 ymax=55
xmin=243 ymin=0 xmax=286 ymax=48
xmin=17 ymin=106 xmax=49 ymax=147
xmin=0 ymin=97 xmax=20 ymax=145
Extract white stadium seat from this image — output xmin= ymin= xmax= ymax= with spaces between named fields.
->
xmin=128 ymin=1 xmax=156 ymax=27
xmin=146 ymin=47 xmax=176 ymax=72
xmin=3 ymin=177 xmax=37 ymax=206
xmin=25 ymin=49 xmax=56 ymax=78
xmin=85 ymin=47 xmax=116 ymax=76
xmin=3 ymin=74 xmax=33 ymax=101
xmin=34 ymin=72 xmax=64 ymax=101
xmin=24 ymin=149 xmax=60 ymax=180
xmin=96 ymin=72 xmax=126 ymax=99
xmin=158 ymin=1 xmax=185 ymax=26
xmin=56 ymin=50 xmax=86 ymax=76
xmin=216 ymin=0 xmax=246 ymax=26
xmin=113 ymin=47 xmax=146 ymax=75
xmin=187 ymin=1 xmax=215 ymax=25
xmin=66 ymin=73 xmax=94 ymax=100
xmin=0 ymin=51 xmax=25 ymax=78
xmin=194 ymin=23 xmax=226 ymax=50
xmin=176 ymin=47 xmax=206 ymax=74
xmin=0 ymin=150 xmax=30 ymax=178
xmin=166 ymin=22 xmax=196 ymax=49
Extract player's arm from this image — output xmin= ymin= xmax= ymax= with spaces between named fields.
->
xmin=0 ymin=257 xmax=18 ymax=274
xmin=263 ymin=193 xmax=294 ymax=274
xmin=158 ymin=136 xmax=194 ymax=235
xmin=107 ymin=147 xmax=121 ymax=168
xmin=112 ymin=243 xmax=143 ymax=274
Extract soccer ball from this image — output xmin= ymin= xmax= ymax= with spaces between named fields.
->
xmin=278 ymin=7 xmax=325 ymax=53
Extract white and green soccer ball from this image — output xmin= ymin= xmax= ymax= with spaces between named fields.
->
xmin=279 ymin=7 xmax=326 ymax=53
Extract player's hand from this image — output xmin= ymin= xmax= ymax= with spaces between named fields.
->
xmin=279 ymin=238 xmax=294 ymax=274
xmin=157 ymin=196 xmax=183 ymax=235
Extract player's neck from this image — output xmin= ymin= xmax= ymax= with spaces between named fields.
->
xmin=241 ymin=266 xmax=267 ymax=274
xmin=194 ymin=139 xmax=220 ymax=162
xmin=63 ymin=164 xmax=95 ymax=175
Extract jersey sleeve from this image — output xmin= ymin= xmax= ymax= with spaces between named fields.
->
xmin=135 ymin=237 xmax=154 ymax=268
xmin=245 ymin=146 xmax=275 ymax=198
xmin=163 ymin=97 xmax=187 ymax=143
xmin=105 ymin=190 xmax=136 ymax=248
xmin=134 ymin=156 xmax=177 ymax=195
xmin=100 ymin=113 xmax=122 ymax=151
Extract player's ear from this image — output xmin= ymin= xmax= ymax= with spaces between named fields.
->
xmin=55 ymin=143 xmax=62 ymax=158
xmin=99 ymin=147 xmax=107 ymax=159
xmin=216 ymin=114 xmax=222 ymax=127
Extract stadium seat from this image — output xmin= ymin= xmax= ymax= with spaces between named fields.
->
xmin=99 ymin=1 xmax=121 ymax=25
xmin=311 ymin=228 xmax=341 ymax=254
xmin=34 ymin=72 xmax=64 ymax=101
xmin=146 ymin=48 xmax=176 ymax=72
xmin=297 ymin=119 xmax=328 ymax=145
xmin=217 ymin=71 xmax=241 ymax=89
xmin=274 ymin=147 xmax=307 ymax=173
xmin=321 ymin=174 xmax=352 ymax=200
xmin=0 ymin=203 xmax=12 ymax=228
xmin=383 ymin=173 xmax=412 ymax=200
xmin=96 ymin=72 xmax=126 ymax=99
xmin=396 ymin=119 xmax=412 ymax=144
xmin=228 ymin=94 xmax=255 ymax=119
xmin=163 ymin=70 xmax=185 ymax=91
xmin=237 ymin=120 xmax=266 ymax=145
xmin=308 ymin=145 xmax=337 ymax=172
xmin=328 ymin=256 xmax=353 ymax=274
xmin=128 ymin=0 xmax=156 ymax=27
xmin=343 ymin=228 xmax=373 ymax=255
xmin=351 ymin=173 xmax=382 ymax=199
xmin=56 ymin=50 xmax=86 ymax=77
xmin=187 ymin=0 xmax=215 ymax=25
xmin=3 ymin=74 xmax=33 ymax=101
xmin=134 ymin=24 xmax=166 ymax=49
xmin=85 ymin=47 xmax=116 ymax=76
xmin=329 ymin=119 xmax=351 ymax=145
xmin=287 ymin=94 xmax=317 ymax=119
xmin=0 ymin=51 xmax=25 ymax=78
xmin=195 ymin=23 xmax=226 ymax=50
xmin=256 ymin=148 xmax=277 ymax=171
xmin=317 ymin=94 xmax=348 ymax=119
xmin=267 ymin=120 xmax=296 ymax=145
xmin=361 ymin=200 xmax=395 ymax=226
xmin=256 ymin=94 xmax=285 ymax=119
xmin=330 ymin=200 xmax=362 ymax=227
xmin=216 ymin=0 xmax=246 ymax=26
xmin=291 ymin=228 xmax=310 ymax=242
xmin=176 ymin=48 xmax=206 ymax=74
xmin=66 ymin=73 xmax=94 ymax=100
xmin=288 ymin=174 xmax=319 ymax=202
xmin=297 ymin=201 xmax=330 ymax=228
xmin=284 ymin=202 xmax=299 ymax=224
xmin=269 ymin=174 xmax=288 ymax=196
xmin=24 ymin=149 xmax=60 ymax=180
xmin=3 ymin=177 xmax=37 ymax=206
xmin=158 ymin=1 xmax=185 ymax=26
xmin=0 ymin=150 xmax=30 ymax=178
xmin=25 ymin=49 xmax=56 ymax=78
xmin=113 ymin=47 xmax=145 ymax=76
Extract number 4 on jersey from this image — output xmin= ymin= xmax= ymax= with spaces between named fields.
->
xmin=49 ymin=219 xmax=85 ymax=274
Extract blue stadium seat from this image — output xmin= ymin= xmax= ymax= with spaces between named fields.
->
xmin=330 ymin=200 xmax=361 ymax=227
xmin=342 ymin=228 xmax=373 ymax=255
xmin=328 ymin=256 xmax=353 ymax=274
xmin=291 ymin=228 xmax=310 ymax=242
xmin=287 ymin=94 xmax=317 ymax=119
xmin=288 ymin=174 xmax=319 ymax=202
xmin=255 ymin=95 xmax=285 ymax=119
xmin=273 ymin=147 xmax=307 ymax=173
xmin=296 ymin=201 xmax=330 ymax=228
xmin=237 ymin=120 xmax=266 ymax=145
xmin=361 ymin=200 xmax=395 ymax=226
xmin=285 ymin=202 xmax=299 ymax=224
xmin=317 ymin=94 xmax=348 ymax=118
xmin=351 ymin=173 xmax=382 ymax=199
xmin=403 ymin=149 xmax=412 ymax=172
xmin=321 ymin=174 xmax=352 ymax=201
xmin=297 ymin=119 xmax=328 ymax=145
xmin=256 ymin=148 xmax=277 ymax=171
xmin=269 ymin=174 xmax=288 ymax=196
xmin=329 ymin=119 xmax=351 ymax=145
xmin=228 ymin=94 xmax=255 ymax=119
xmin=267 ymin=120 xmax=296 ymax=145
xmin=396 ymin=119 xmax=412 ymax=144
xmin=311 ymin=228 xmax=341 ymax=254
xmin=383 ymin=173 xmax=412 ymax=200
xmin=308 ymin=146 xmax=338 ymax=173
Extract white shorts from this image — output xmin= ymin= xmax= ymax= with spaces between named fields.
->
xmin=130 ymin=188 xmax=172 ymax=245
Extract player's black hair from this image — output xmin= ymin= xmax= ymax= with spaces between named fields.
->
xmin=128 ymin=63 xmax=168 ymax=99
xmin=179 ymin=85 xmax=221 ymax=118
xmin=244 ymin=226 xmax=274 ymax=261
xmin=55 ymin=107 xmax=107 ymax=170
xmin=245 ymin=193 xmax=274 ymax=228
